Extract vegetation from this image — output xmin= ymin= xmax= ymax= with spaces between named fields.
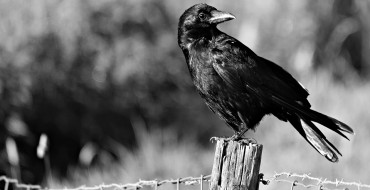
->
xmin=0 ymin=0 xmax=369 ymax=188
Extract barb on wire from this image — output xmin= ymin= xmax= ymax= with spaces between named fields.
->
xmin=1 ymin=172 xmax=370 ymax=190
xmin=291 ymin=180 xmax=298 ymax=190
xmin=0 ymin=175 xmax=211 ymax=190
xmin=260 ymin=172 xmax=370 ymax=190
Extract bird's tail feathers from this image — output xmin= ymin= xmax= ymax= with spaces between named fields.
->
xmin=272 ymin=96 xmax=354 ymax=139
xmin=289 ymin=116 xmax=340 ymax=162
xmin=304 ymin=109 xmax=354 ymax=137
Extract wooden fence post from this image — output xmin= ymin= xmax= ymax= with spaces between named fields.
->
xmin=209 ymin=138 xmax=263 ymax=190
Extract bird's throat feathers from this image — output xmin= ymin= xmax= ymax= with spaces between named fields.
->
xmin=178 ymin=26 xmax=218 ymax=51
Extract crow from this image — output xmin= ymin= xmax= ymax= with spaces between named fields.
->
xmin=177 ymin=3 xmax=354 ymax=162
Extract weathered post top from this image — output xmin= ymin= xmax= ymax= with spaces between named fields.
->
xmin=209 ymin=138 xmax=263 ymax=190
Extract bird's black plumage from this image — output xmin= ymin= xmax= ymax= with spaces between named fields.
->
xmin=178 ymin=3 xmax=354 ymax=162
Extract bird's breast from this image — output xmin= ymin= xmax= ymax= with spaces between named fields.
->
xmin=187 ymin=47 xmax=219 ymax=89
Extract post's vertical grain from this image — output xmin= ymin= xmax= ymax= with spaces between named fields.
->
xmin=209 ymin=139 xmax=263 ymax=190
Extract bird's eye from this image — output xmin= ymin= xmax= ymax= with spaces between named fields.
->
xmin=198 ymin=13 xmax=206 ymax=20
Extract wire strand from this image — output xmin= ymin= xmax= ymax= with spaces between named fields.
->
xmin=1 ymin=172 xmax=370 ymax=190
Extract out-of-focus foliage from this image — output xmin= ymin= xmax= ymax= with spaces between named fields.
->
xmin=0 ymin=0 xmax=369 ymax=186
xmin=0 ymin=0 xmax=216 ymax=183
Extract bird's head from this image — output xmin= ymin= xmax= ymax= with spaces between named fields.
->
xmin=179 ymin=4 xmax=235 ymax=30
xmin=178 ymin=4 xmax=235 ymax=50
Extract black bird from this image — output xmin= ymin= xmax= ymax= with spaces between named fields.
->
xmin=177 ymin=3 xmax=354 ymax=162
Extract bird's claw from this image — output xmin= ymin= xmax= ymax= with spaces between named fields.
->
xmin=210 ymin=135 xmax=257 ymax=145
xmin=239 ymin=137 xmax=257 ymax=145
xmin=224 ymin=133 xmax=247 ymax=142
xmin=210 ymin=136 xmax=218 ymax=142
xmin=210 ymin=136 xmax=228 ymax=142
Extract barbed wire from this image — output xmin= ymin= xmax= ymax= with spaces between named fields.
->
xmin=261 ymin=172 xmax=370 ymax=190
xmin=0 ymin=175 xmax=211 ymax=190
xmin=1 ymin=173 xmax=370 ymax=190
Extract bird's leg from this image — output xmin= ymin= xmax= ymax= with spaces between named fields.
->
xmin=223 ymin=112 xmax=257 ymax=144
xmin=226 ymin=127 xmax=257 ymax=144
xmin=236 ymin=126 xmax=249 ymax=138
xmin=235 ymin=112 xmax=249 ymax=138
xmin=212 ymin=112 xmax=258 ymax=143
xmin=210 ymin=128 xmax=248 ymax=142
xmin=226 ymin=124 xmax=249 ymax=141
xmin=212 ymin=127 xmax=256 ymax=144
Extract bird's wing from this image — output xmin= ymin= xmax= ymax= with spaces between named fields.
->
xmin=211 ymin=37 xmax=310 ymax=107
xmin=212 ymin=36 xmax=353 ymax=136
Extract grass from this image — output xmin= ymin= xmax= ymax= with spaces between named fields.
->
xmin=48 ymin=127 xmax=214 ymax=189
xmin=47 ymin=74 xmax=370 ymax=190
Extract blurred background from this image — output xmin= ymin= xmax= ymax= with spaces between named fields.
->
xmin=0 ymin=0 xmax=369 ymax=189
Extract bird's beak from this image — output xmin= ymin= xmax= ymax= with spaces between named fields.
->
xmin=209 ymin=10 xmax=236 ymax=24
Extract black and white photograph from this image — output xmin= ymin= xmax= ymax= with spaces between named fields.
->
xmin=0 ymin=0 xmax=369 ymax=190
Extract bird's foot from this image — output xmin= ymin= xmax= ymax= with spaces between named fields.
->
xmin=210 ymin=135 xmax=257 ymax=144
xmin=238 ymin=137 xmax=257 ymax=145
xmin=225 ymin=133 xmax=243 ymax=141
xmin=227 ymin=135 xmax=257 ymax=145
xmin=210 ymin=136 xmax=228 ymax=142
